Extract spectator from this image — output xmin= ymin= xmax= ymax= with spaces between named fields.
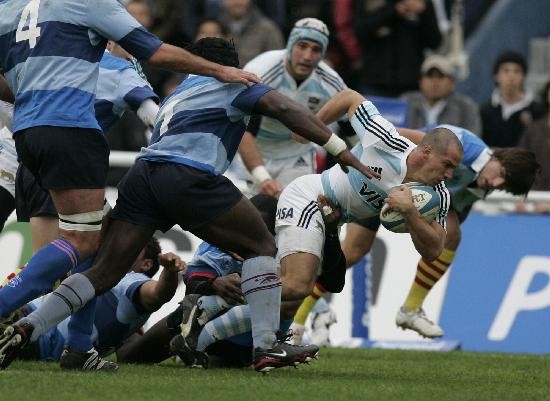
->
xmin=219 ymin=0 xmax=285 ymax=67
xmin=194 ymin=18 xmax=228 ymax=41
xmin=353 ymin=0 xmax=442 ymax=97
xmin=480 ymin=51 xmax=535 ymax=147
xmin=402 ymin=54 xmax=481 ymax=133
xmin=518 ymin=81 xmax=550 ymax=191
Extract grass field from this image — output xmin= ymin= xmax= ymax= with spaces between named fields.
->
xmin=3 ymin=348 xmax=550 ymax=401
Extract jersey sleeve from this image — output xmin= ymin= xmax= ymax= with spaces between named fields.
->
xmin=113 ymin=272 xmax=150 ymax=302
xmin=86 ymin=0 xmax=162 ymax=60
xmin=230 ymin=83 xmax=273 ymax=114
xmin=117 ymin=68 xmax=159 ymax=111
xmin=351 ymin=101 xmax=411 ymax=153
xmin=433 ymin=182 xmax=451 ymax=230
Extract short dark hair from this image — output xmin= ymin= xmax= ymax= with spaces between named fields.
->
xmin=493 ymin=51 xmax=527 ymax=75
xmin=423 ymin=127 xmax=464 ymax=156
xmin=142 ymin=236 xmax=162 ymax=278
xmin=186 ymin=37 xmax=239 ymax=68
xmin=492 ymin=148 xmax=540 ymax=196
xmin=250 ymin=194 xmax=278 ymax=236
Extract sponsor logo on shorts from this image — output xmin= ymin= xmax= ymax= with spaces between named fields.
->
xmin=276 ymin=207 xmax=294 ymax=220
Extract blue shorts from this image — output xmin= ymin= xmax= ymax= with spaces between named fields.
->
xmin=111 ymin=160 xmax=243 ymax=232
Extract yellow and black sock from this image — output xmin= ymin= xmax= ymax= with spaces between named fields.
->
xmin=403 ymin=248 xmax=455 ymax=311
xmin=293 ymin=282 xmax=326 ymax=325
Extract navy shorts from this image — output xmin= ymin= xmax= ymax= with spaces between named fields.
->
xmin=15 ymin=164 xmax=57 ymax=222
xmin=111 ymin=160 xmax=243 ymax=232
xmin=14 ymin=126 xmax=109 ymax=190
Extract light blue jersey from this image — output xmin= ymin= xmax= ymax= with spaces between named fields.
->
xmin=321 ymin=101 xmax=451 ymax=228
xmin=138 ymin=76 xmax=272 ymax=175
xmin=184 ymin=242 xmax=242 ymax=281
xmin=95 ymin=52 xmax=158 ymax=132
xmin=0 ymin=0 xmax=162 ymax=133
xmin=31 ymin=272 xmax=150 ymax=360
xmin=436 ymin=124 xmax=492 ymax=213
xmin=244 ymin=50 xmax=347 ymax=160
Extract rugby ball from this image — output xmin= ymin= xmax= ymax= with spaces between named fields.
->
xmin=379 ymin=183 xmax=440 ymax=233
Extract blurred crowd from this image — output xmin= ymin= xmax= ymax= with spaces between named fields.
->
xmin=110 ymin=0 xmax=550 ymax=194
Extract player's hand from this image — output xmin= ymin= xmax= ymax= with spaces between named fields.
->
xmin=212 ymin=273 xmax=245 ymax=305
xmin=333 ymin=148 xmax=381 ymax=179
xmin=317 ymin=194 xmax=341 ymax=233
xmin=384 ymin=185 xmax=416 ymax=214
xmin=291 ymin=132 xmax=310 ymax=144
xmin=216 ymin=66 xmax=260 ymax=86
xmin=158 ymin=252 xmax=186 ymax=274
xmin=259 ymin=179 xmax=283 ymax=198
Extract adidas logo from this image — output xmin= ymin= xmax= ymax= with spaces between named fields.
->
xmin=294 ymin=157 xmax=308 ymax=167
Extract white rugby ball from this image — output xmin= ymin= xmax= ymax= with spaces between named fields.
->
xmin=380 ymin=184 xmax=440 ymax=233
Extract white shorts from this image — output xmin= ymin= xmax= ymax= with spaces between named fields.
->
xmin=275 ymin=174 xmax=325 ymax=267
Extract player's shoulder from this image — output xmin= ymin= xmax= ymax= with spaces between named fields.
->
xmin=100 ymin=52 xmax=133 ymax=72
xmin=314 ymin=61 xmax=347 ymax=93
xmin=244 ymin=50 xmax=285 ymax=76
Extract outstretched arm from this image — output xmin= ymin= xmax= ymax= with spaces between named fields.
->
xmin=253 ymin=90 xmax=379 ymax=179
xmin=147 ymin=44 xmax=260 ymax=86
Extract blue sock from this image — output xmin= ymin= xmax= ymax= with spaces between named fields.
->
xmin=66 ymin=297 xmax=97 ymax=352
xmin=0 ymin=238 xmax=80 ymax=318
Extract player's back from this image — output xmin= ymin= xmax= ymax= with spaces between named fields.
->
xmin=0 ymin=0 xmax=161 ymax=133
xmin=139 ymin=76 xmax=271 ymax=175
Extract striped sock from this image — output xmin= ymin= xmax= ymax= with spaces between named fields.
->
xmin=197 ymin=304 xmax=251 ymax=352
xmin=293 ymin=282 xmax=326 ymax=326
xmin=197 ymin=295 xmax=231 ymax=323
xmin=404 ymin=248 xmax=456 ymax=311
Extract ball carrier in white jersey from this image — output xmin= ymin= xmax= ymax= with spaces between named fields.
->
xmin=274 ymin=89 xmax=463 ymax=320
xmin=239 ymin=18 xmax=348 ymax=197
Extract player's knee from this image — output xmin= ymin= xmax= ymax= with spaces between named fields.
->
xmin=282 ymin=279 xmax=313 ymax=302
xmin=342 ymin=243 xmax=367 ymax=267
xmin=246 ymin=235 xmax=276 ymax=258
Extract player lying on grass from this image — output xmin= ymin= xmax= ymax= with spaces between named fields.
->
xmin=273 ymin=88 xmax=463 ymax=344
xmin=0 ymin=38 xmax=375 ymax=373
xmin=114 ymin=194 xmax=346 ymax=369
xmin=3 ymin=238 xmax=184 ymax=368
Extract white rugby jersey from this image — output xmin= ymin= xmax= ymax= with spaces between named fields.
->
xmin=244 ymin=50 xmax=347 ymax=160
xmin=321 ymin=101 xmax=450 ymax=228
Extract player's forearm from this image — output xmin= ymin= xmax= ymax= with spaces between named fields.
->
xmin=317 ymin=89 xmax=363 ymax=125
xmin=141 ymin=270 xmax=179 ymax=312
xmin=239 ymin=131 xmax=265 ymax=171
xmin=147 ymin=43 xmax=222 ymax=78
xmin=406 ymin=213 xmax=444 ymax=261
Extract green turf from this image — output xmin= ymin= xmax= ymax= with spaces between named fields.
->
xmin=3 ymin=348 xmax=549 ymax=401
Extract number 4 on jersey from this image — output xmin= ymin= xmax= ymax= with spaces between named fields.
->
xmin=16 ymin=0 xmax=42 ymax=49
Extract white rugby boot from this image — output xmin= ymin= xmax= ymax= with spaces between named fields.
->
xmin=395 ymin=306 xmax=444 ymax=338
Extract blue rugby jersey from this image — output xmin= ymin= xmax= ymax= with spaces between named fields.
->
xmin=0 ymin=0 xmax=162 ymax=133
xmin=138 ymin=76 xmax=272 ymax=175
xmin=436 ymin=124 xmax=492 ymax=213
xmin=95 ymin=51 xmax=158 ymax=132
xmin=184 ymin=242 xmax=243 ymax=282
xmin=31 ymin=271 xmax=151 ymax=360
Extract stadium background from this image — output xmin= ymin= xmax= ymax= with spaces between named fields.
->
xmin=2 ymin=0 xmax=550 ymax=357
